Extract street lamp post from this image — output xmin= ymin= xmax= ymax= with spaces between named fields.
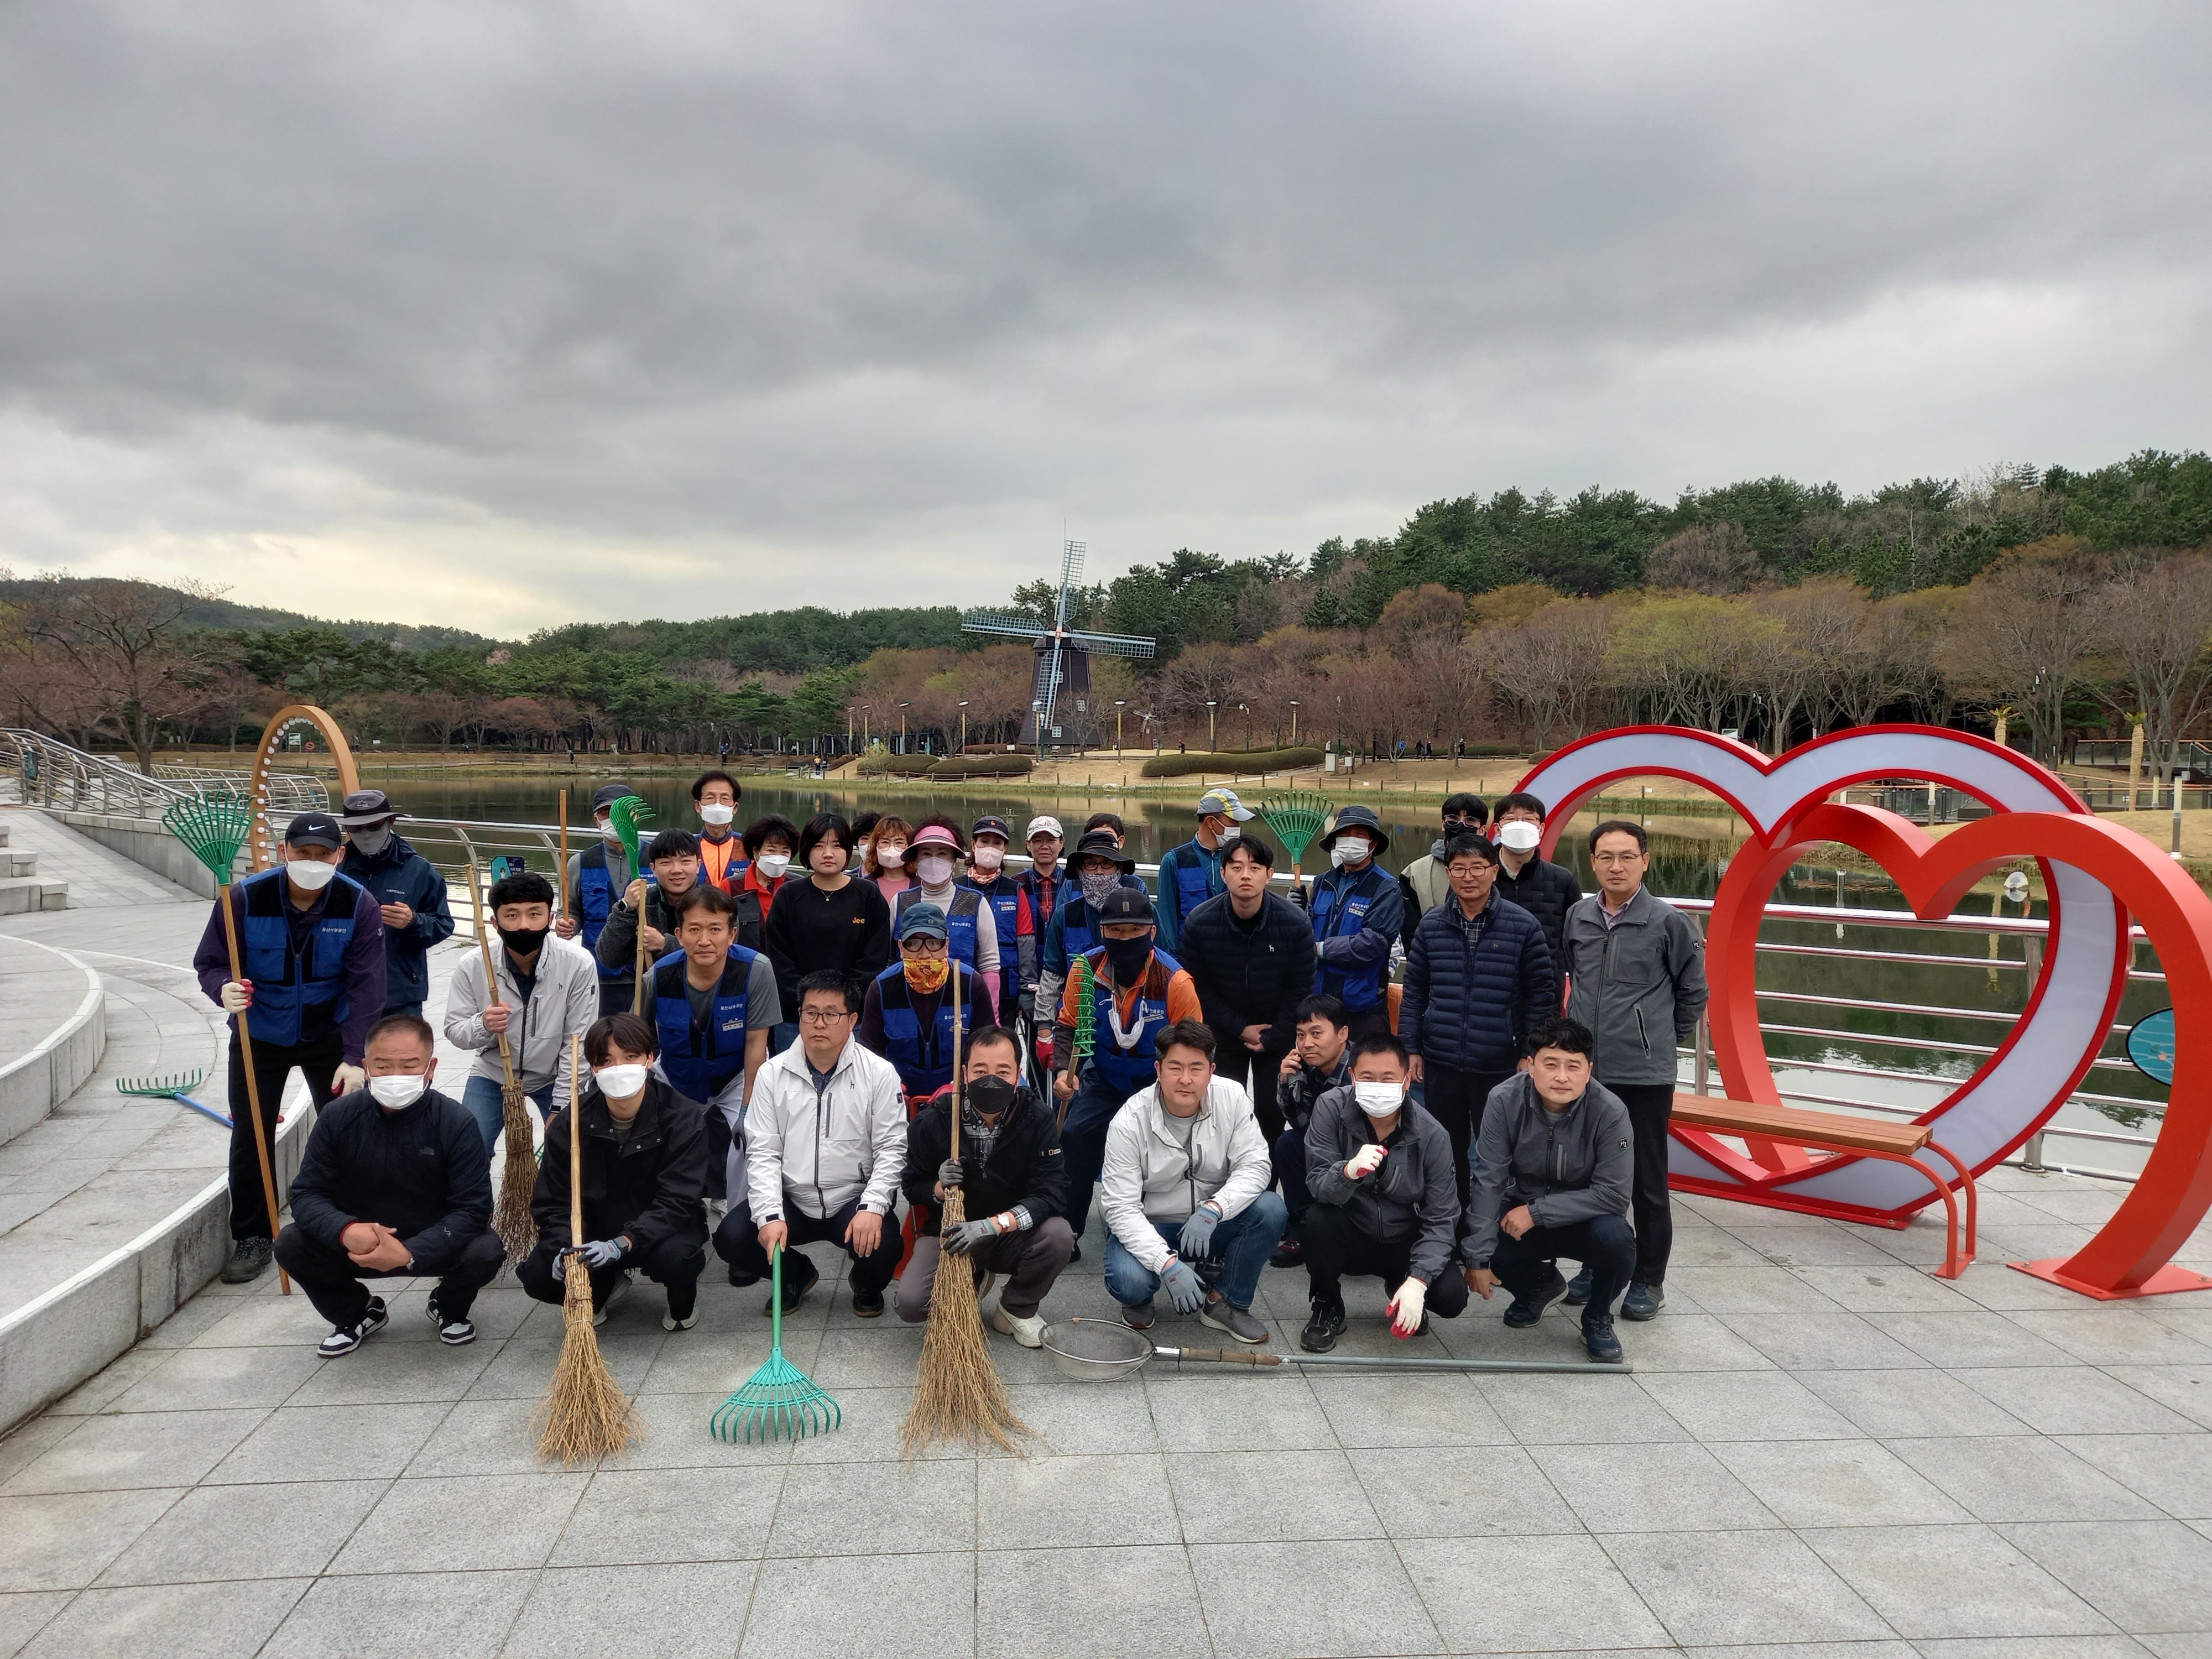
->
xmin=899 ymin=701 xmax=911 ymax=755
xmin=1114 ymin=699 xmax=1126 ymax=756
xmin=958 ymin=700 xmax=969 ymax=754
xmin=1206 ymin=700 xmax=1218 ymax=753
xmin=1290 ymin=700 xmax=1300 ymax=747
xmin=1240 ymin=701 xmax=1250 ymax=752
xmin=1032 ymin=700 xmax=1045 ymax=761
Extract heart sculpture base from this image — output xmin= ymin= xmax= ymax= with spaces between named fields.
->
xmin=2010 ymin=1260 xmax=2212 ymax=1301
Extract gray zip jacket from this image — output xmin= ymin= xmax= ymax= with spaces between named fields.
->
xmin=1303 ymin=1084 xmax=1460 ymax=1285
xmin=1460 ymin=1072 xmax=1634 ymax=1270
xmin=1560 ymin=885 xmax=1709 ymax=1086
xmin=442 ymin=933 xmax=600 ymax=1109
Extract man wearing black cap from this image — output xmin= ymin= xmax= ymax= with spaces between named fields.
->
xmin=958 ymin=815 xmax=1032 ymax=1027
xmin=336 ymin=789 xmax=454 ymax=1020
xmin=1309 ymin=805 xmax=1405 ymax=1042
xmin=1035 ymin=830 xmax=1147 ymax=1037
xmin=193 ymin=811 xmax=388 ymax=1284
xmin=561 ymin=784 xmax=645 ymax=1014
xmin=1050 ymin=884 xmax=1203 ymax=1248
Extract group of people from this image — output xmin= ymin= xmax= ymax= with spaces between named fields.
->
xmin=195 ymin=770 xmax=1705 ymax=1369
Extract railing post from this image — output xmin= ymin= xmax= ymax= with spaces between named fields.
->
xmin=1694 ymin=1014 xmax=1711 ymax=1098
xmin=2022 ymin=1130 xmax=2047 ymax=1173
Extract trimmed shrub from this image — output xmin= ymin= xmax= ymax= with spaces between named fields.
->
xmin=928 ymin=753 xmax=1036 ymax=779
xmin=1139 ymin=746 xmax=1325 ymax=779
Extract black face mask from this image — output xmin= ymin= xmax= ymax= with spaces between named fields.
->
xmin=498 ymin=924 xmax=550 ymax=957
xmin=1104 ymin=936 xmax=1154 ymax=983
xmin=967 ymin=1074 xmax=1019 ymax=1118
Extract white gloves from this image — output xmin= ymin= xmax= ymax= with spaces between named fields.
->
xmin=332 ymin=1063 xmax=367 ymax=1097
xmin=220 ymin=980 xmax=253 ymax=1013
xmin=1345 ymin=1143 xmax=1388 ymax=1180
xmin=1388 ymin=1278 xmax=1426 ymax=1337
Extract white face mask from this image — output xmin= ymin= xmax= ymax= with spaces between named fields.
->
xmin=1217 ymin=825 xmax=1240 ymax=844
xmin=699 ymin=802 xmax=736 ymax=827
xmin=971 ymin=844 xmax=1005 ymax=873
xmin=285 ymin=855 xmax=338 ymax=890
xmin=595 ymin=1063 xmax=650 ymax=1099
xmin=368 ymin=1073 xmax=426 ymax=1109
xmin=1331 ymin=836 xmax=1371 ymax=868
xmin=917 ymin=854 xmax=955 ymax=887
xmin=874 ymin=843 xmax=907 ymax=868
xmin=754 ymin=853 xmax=791 ymax=880
xmin=1353 ymin=1081 xmax=1404 ymax=1119
xmin=599 ymin=820 xmax=623 ymax=844
xmin=1496 ymin=821 xmax=1543 ymax=853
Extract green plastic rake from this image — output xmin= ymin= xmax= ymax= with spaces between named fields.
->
xmin=607 ymin=792 xmax=655 ymax=874
xmin=161 ymin=791 xmax=259 ymax=883
xmin=116 ymin=1068 xmax=230 ymax=1128
xmin=711 ymin=1247 xmax=842 ymax=1444
xmin=1258 ymin=791 xmax=1334 ymax=886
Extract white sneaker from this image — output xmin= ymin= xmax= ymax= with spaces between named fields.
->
xmin=592 ymin=1274 xmax=631 ymax=1328
xmin=991 ymin=1304 xmax=1047 ymax=1348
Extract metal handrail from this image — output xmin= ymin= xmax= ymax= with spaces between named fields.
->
xmin=0 ymin=729 xmax=328 ymax=819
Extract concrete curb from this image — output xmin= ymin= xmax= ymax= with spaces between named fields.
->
xmin=41 ymin=808 xmax=251 ymax=899
xmin=0 ymin=940 xmax=105 ymax=1146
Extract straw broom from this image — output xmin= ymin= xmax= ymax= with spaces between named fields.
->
xmin=536 ymin=1032 xmax=643 ymax=1464
xmin=902 ymin=962 xmax=1031 ymax=1456
xmin=465 ymin=855 xmax=537 ymax=1266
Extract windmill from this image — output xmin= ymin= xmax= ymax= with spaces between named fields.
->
xmin=962 ymin=539 xmax=1156 ymax=751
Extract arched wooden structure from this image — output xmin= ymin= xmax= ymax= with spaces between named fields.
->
xmin=247 ymin=705 xmax=362 ymax=869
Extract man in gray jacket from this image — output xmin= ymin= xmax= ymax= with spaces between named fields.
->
xmin=1559 ymin=820 xmax=1707 ymax=1322
xmin=1462 ymin=1017 xmax=1636 ymax=1363
xmin=1298 ymin=1034 xmax=1468 ymax=1353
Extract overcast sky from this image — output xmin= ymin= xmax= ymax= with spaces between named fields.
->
xmin=2 ymin=2 xmax=2206 ymax=637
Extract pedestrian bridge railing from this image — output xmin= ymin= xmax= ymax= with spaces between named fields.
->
xmin=0 ymin=730 xmax=328 ymax=820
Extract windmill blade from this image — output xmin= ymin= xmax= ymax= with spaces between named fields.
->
xmin=961 ymin=612 xmax=1048 ymax=639
xmin=1054 ymin=540 xmax=1086 ymax=629
xmin=1065 ymin=630 xmax=1156 ymax=659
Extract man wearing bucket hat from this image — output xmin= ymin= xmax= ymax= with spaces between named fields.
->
xmin=893 ymin=819 xmax=1003 ymax=1018
xmin=860 ymin=901 xmax=983 ymax=1102
xmin=562 ymin=784 xmax=645 ymax=1014
xmin=959 ymin=814 xmax=1032 ymax=1027
xmin=336 ymin=789 xmax=454 ymax=1020
xmin=1151 ymin=787 xmax=1254 ymax=954
xmin=1309 ymin=805 xmax=1405 ymax=1043
xmin=1035 ymin=829 xmax=1146 ymax=1031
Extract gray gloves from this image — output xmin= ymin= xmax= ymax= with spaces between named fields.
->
xmin=937 ymin=1157 xmax=964 ymax=1192
xmin=1176 ymin=1204 xmax=1222 ymax=1259
xmin=573 ymin=1239 xmax=624 ymax=1271
xmin=942 ymin=1217 xmax=1000 ymax=1255
xmin=1160 ymin=1258 xmax=1206 ymax=1314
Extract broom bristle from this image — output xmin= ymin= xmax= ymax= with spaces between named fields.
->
xmin=534 ymin=1260 xmax=643 ymax=1465
xmin=900 ymin=1191 xmax=1031 ymax=1458
xmin=493 ymin=1087 xmax=539 ymax=1267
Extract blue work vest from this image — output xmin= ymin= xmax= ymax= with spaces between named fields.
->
xmin=237 ymin=867 xmax=364 ymax=1047
xmin=652 ymin=947 xmax=759 ymax=1101
xmin=1164 ymin=839 xmax=1223 ymax=925
xmin=873 ymin=961 xmax=978 ymax=1099
xmin=1016 ymin=867 xmax=1059 ymax=945
xmin=897 ymin=886 xmax=983 ymax=975
xmin=1054 ymin=892 xmax=1102 ymax=965
xmin=577 ymin=843 xmax=625 ymax=981
xmin=961 ymin=874 xmax=1022 ymax=976
xmin=1082 ymin=946 xmax=1184 ymax=1096
xmin=1311 ymin=865 xmax=1390 ymax=1012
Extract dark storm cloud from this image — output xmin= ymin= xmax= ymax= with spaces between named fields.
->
xmin=1 ymin=2 xmax=2206 ymax=629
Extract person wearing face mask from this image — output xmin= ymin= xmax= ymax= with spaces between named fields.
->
xmin=1050 ymin=886 xmax=1204 ymax=1250
xmin=335 ymin=789 xmax=454 ymax=1019
xmin=860 ymin=902 xmax=982 ymax=1101
xmin=1152 ymin=788 xmax=1255 ymax=954
xmin=444 ymin=872 xmax=601 ymax=1161
xmin=1395 ymin=794 xmax=1488 ymax=951
xmin=1297 ymin=1033 xmax=1468 ymax=1353
xmin=863 ymin=815 xmax=916 ymax=902
xmin=1307 ymin=806 xmax=1406 ymax=1043
xmin=1487 ymin=792 xmax=1582 ymax=980
xmin=958 ymin=815 xmax=1032 ymax=1028
xmin=894 ymin=820 xmax=1001 ymax=1015
xmin=690 ymin=769 xmax=748 ymax=893
xmin=730 ymin=814 xmax=799 ymax=953
xmin=595 ymin=829 xmax=705 ymax=1011
xmin=519 ymin=1013 xmax=711 ymax=1332
xmin=1014 ymin=815 xmax=1065 ymax=1009
xmin=562 ymin=785 xmax=643 ymax=1006
xmin=275 ymin=1015 xmax=505 ymax=1355
xmin=898 ymin=1025 xmax=1073 ymax=1345
xmin=195 ymin=811 xmax=388 ymax=1285
xmin=1035 ymin=831 xmax=1147 ymax=1035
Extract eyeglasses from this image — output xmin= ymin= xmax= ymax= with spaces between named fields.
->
xmin=799 ymin=1007 xmax=855 ymax=1025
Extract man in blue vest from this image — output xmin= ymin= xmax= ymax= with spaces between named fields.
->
xmin=193 ymin=811 xmax=387 ymax=1285
xmin=561 ymin=784 xmax=643 ymax=1015
xmin=959 ymin=815 xmax=1031 ymax=1027
xmin=1309 ymin=805 xmax=1405 ymax=1044
xmin=1152 ymin=787 xmax=1254 ymax=954
xmin=860 ymin=902 xmax=982 ymax=1100
xmin=335 ymin=789 xmax=454 ymax=1019
xmin=1015 ymin=815 xmax=1065 ymax=985
xmin=1049 ymin=886 xmax=1204 ymax=1251
xmin=648 ymin=884 xmax=779 ymax=1206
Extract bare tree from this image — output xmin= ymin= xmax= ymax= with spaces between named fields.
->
xmin=2094 ymin=551 xmax=2212 ymax=785
xmin=11 ymin=574 xmax=233 ymax=772
xmin=1485 ymin=598 xmax=1610 ymax=748
xmin=1940 ymin=538 xmax=2103 ymax=761
xmin=1642 ymin=524 xmax=1761 ymax=595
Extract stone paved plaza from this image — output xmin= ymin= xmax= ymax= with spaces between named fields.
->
xmin=3 ymin=1162 xmax=2211 ymax=1659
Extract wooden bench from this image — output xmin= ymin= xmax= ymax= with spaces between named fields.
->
xmin=1671 ymin=1093 xmax=1978 ymax=1279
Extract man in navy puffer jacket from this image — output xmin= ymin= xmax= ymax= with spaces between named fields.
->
xmin=1399 ymin=833 xmax=1555 ymax=1210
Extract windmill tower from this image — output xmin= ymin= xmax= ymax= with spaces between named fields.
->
xmin=962 ymin=540 xmax=1156 ymax=752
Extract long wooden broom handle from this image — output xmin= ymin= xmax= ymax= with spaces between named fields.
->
xmin=948 ymin=959 xmax=961 ymax=1165
xmin=556 ymin=789 xmax=568 ymax=925
xmin=217 ymin=881 xmax=291 ymax=1295
xmin=464 ymin=859 xmax=521 ymax=1097
xmin=569 ymin=1032 xmax=585 ymax=1246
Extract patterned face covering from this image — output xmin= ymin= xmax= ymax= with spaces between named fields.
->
xmin=902 ymin=954 xmax=950 ymax=993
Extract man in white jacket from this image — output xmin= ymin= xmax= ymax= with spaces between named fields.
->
xmin=1099 ymin=1018 xmax=1286 ymax=1344
xmin=442 ymin=872 xmax=601 ymax=1162
xmin=717 ymin=969 xmax=906 ymax=1316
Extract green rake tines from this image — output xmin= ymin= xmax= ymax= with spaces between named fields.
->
xmin=607 ymin=793 xmax=655 ymax=873
xmin=709 ymin=1248 xmax=841 ymax=1444
xmin=1258 ymin=791 xmax=1334 ymax=875
xmin=116 ymin=1068 xmax=207 ymax=1098
xmin=160 ymin=791 xmax=259 ymax=880
xmin=1069 ymin=952 xmax=1097 ymax=1068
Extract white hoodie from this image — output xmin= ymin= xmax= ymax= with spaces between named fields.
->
xmin=743 ymin=1034 xmax=906 ymax=1222
xmin=1099 ymin=1076 xmax=1272 ymax=1274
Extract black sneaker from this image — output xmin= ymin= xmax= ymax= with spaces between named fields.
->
xmin=424 ymin=1296 xmax=475 ymax=1345
xmin=1300 ymin=1297 xmax=1346 ymax=1353
xmin=1620 ymin=1281 xmax=1665 ymax=1321
xmin=222 ymin=1237 xmax=274 ymax=1284
xmin=317 ymin=1296 xmax=388 ymax=1358
xmin=851 ymin=1285 xmax=885 ymax=1318
xmin=1503 ymin=1267 xmax=1568 ymax=1329
xmin=1270 ymin=1237 xmax=1303 ymax=1270
xmin=1068 ymin=1240 xmax=1082 ymax=1264
xmin=1119 ymin=1300 xmax=1155 ymax=1333
xmin=1563 ymin=1265 xmax=1593 ymax=1307
xmin=1198 ymin=1298 xmax=1270 ymax=1345
xmin=727 ymin=1265 xmax=761 ymax=1288
xmin=1583 ymin=1310 xmax=1624 ymax=1363
xmin=765 ymin=1255 xmax=819 ymax=1317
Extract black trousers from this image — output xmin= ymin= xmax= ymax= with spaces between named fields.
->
xmin=1301 ymin=1202 xmax=1468 ymax=1318
xmin=227 ymin=1029 xmax=342 ymax=1240
xmin=1274 ymin=1128 xmax=1316 ymax=1229
xmin=1491 ymin=1214 xmax=1635 ymax=1316
xmin=1420 ymin=1062 xmax=1513 ymax=1213
xmin=1211 ymin=1034 xmax=1289 ymax=1141
xmin=1606 ymin=1081 xmax=1677 ymax=1286
xmin=517 ymin=1232 xmax=707 ymax=1321
xmin=598 ymin=979 xmax=637 ymax=1018
xmin=274 ymin=1224 xmax=506 ymax=1329
xmin=1344 ymin=1006 xmax=1392 ymax=1045
xmin=713 ymin=1196 xmax=900 ymax=1293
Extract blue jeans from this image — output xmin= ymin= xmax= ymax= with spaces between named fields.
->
xmin=1105 ymin=1192 xmax=1288 ymax=1312
xmin=1060 ymin=1072 xmax=1138 ymax=1244
xmin=461 ymin=1074 xmax=555 ymax=1161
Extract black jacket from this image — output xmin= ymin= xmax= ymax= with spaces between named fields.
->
xmin=1493 ymin=856 xmax=1583 ymax=983
xmin=532 ymin=1076 xmax=709 ymax=1256
xmin=288 ymin=1087 xmax=491 ymax=1275
xmin=762 ymin=877 xmax=895 ymax=1016
xmin=901 ymin=1085 xmax=1067 ymax=1238
xmin=1177 ymin=890 xmax=1317 ymax=1055
xmin=336 ymin=834 xmax=456 ymax=1011
xmin=1399 ymin=895 xmax=1556 ymax=1074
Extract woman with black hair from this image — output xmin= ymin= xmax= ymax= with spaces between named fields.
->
xmin=760 ymin=812 xmax=894 ymax=1020
xmin=731 ymin=813 xmax=800 ymax=951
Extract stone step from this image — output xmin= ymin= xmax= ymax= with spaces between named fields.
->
xmin=0 ymin=877 xmax=68 ymax=914
xmin=3 ymin=849 xmax=35 ymax=878
xmin=0 ymin=821 xmax=11 ymax=847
